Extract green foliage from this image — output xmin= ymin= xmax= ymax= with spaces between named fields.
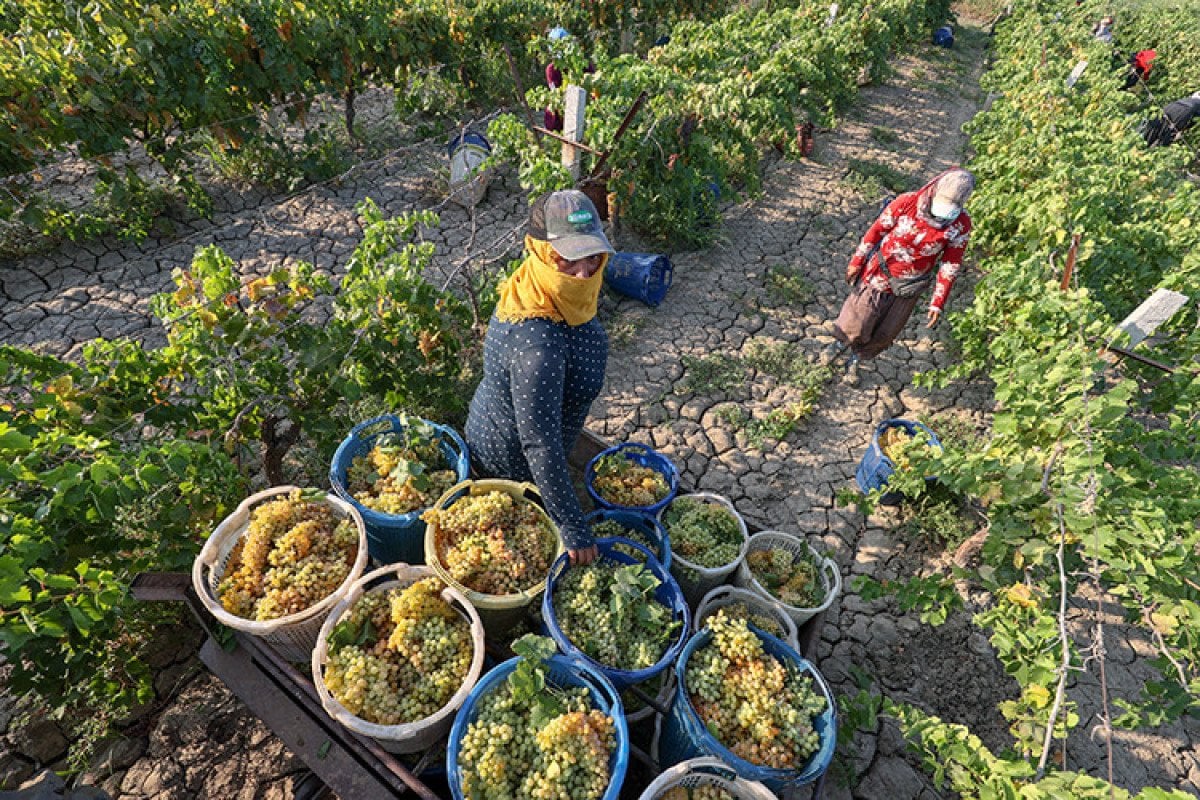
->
xmin=853 ymin=573 xmax=962 ymax=626
xmin=679 ymin=353 xmax=745 ymax=395
xmin=763 ymin=264 xmax=816 ymax=306
xmin=843 ymin=157 xmax=916 ymax=198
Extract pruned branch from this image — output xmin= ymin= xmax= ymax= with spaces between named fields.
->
xmin=1036 ymin=501 xmax=1073 ymax=780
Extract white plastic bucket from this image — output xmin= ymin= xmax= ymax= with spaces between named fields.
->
xmin=694 ymin=585 xmax=800 ymax=653
xmin=657 ymin=493 xmax=749 ymax=606
xmin=312 ymin=564 xmax=486 ymax=754
xmin=734 ymin=531 xmax=841 ymax=627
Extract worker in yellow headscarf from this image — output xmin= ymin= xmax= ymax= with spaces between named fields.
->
xmin=465 ymin=190 xmax=614 ymax=565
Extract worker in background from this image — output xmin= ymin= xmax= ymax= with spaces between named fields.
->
xmin=1093 ymin=15 xmax=1115 ymax=43
xmin=543 ymin=26 xmax=571 ymax=132
xmin=1142 ymin=91 xmax=1200 ymax=147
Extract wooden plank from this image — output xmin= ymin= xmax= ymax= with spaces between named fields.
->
xmin=129 ymin=572 xmax=190 ymax=602
xmin=1114 ymin=288 xmax=1188 ymax=347
xmin=561 ymin=85 xmax=588 ymax=180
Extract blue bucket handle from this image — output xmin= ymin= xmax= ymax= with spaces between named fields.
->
xmin=585 ymin=442 xmax=680 ymax=489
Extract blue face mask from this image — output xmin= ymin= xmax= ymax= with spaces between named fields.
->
xmin=930 ymin=199 xmax=961 ymax=223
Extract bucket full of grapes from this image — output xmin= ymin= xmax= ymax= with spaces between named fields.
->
xmin=312 ymin=564 xmax=486 ymax=753
xmin=694 ymin=585 xmax=800 ymax=654
xmin=637 ymin=757 xmax=778 ymax=800
xmin=423 ymin=479 xmax=564 ymax=635
xmin=543 ymin=537 xmax=691 ymax=691
xmin=855 ymin=418 xmax=942 ymax=506
xmin=657 ymin=493 xmax=749 ymax=606
xmin=584 ymin=509 xmax=672 ymax=571
xmin=585 ymin=442 xmax=679 ymax=516
xmin=735 ymin=531 xmax=841 ymax=628
xmin=192 ymin=486 xmax=369 ymax=662
xmin=329 ymin=414 xmax=470 ymax=566
xmin=658 ymin=612 xmax=837 ymax=793
xmin=447 ymin=635 xmax=630 ymax=800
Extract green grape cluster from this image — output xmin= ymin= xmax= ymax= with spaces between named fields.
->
xmin=323 ymin=577 xmax=473 ymax=725
xmin=592 ymin=452 xmax=670 ymax=507
xmin=553 ymin=561 xmax=679 ymax=671
xmin=703 ymin=601 xmax=786 ymax=639
xmin=661 ymin=497 xmax=742 ymax=568
xmin=423 ymin=490 xmax=556 ymax=595
xmin=592 ymin=519 xmax=663 ymax=562
xmin=746 ymin=547 xmax=821 ymax=608
xmin=659 ymin=785 xmax=737 ymax=800
xmin=346 ymin=432 xmax=457 ymax=515
xmin=457 ymin=683 xmax=615 ymax=799
xmin=218 ymin=490 xmax=358 ymax=621
xmin=686 ymin=611 xmax=825 ymax=770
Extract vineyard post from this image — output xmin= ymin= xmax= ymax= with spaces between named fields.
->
xmin=562 ymin=85 xmax=588 ymax=181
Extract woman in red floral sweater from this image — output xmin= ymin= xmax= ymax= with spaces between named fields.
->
xmin=825 ymin=168 xmax=975 ymax=383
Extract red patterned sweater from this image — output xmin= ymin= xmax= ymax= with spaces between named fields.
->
xmin=848 ymin=192 xmax=972 ymax=312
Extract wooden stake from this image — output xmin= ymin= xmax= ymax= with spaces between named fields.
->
xmin=562 ymin=85 xmax=587 ymax=181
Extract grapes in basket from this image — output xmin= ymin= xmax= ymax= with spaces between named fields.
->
xmin=593 ymin=451 xmax=670 ymax=507
xmin=659 ymin=787 xmax=736 ymax=800
xmin=554 ymin=562 xmax=680 ymax=670
xmin=458 ymin=635 xmax=616 ymax=799
xmin=322 ymin=577 xmax=473 ymax=725
xmin=592 ymin=519 xmax=663 ymax=562
xmin=217 ymin=489 xmax=359 ymax=621
xmin=746 ymin=546 xmax=822 ymax=608
xmin=686 ymin=611 xmax=826 ymax=769
xmin=346 ymin=424 xmax=457 ymax=515
xmin=705 ymin=601 xmax=787 ymax=640
xmin=661 ymin=498 xmax=741 ymax=568
xmin=423 ymin=491 xmax=556 ymax=595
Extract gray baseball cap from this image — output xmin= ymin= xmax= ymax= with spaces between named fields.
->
xmin=528 ymin=190 xmax=614 ymax=261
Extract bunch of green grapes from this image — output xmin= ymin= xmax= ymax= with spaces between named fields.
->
xmin=592 ymin=519 xmax=663 ymax=562
xmin=746 ymin=547 xmax=821 ymax=608
xmin=218 ymin=490 xmax=358 ymax=621
xmin=457 ymin=683 xmax=615 ymax=799
xmin=323 ymin=577 xmax=473 ymax=725
xmin=346 ymin=432 xmax=456 ymax=515
xmin=661 ymin=497 xmax=742 ymax=568
xmin=553 ymin=562 xmax=678 ymax=671
xmin=592 ymin=452 xmax=670 ymax=507
xmin=703 ymin=601 xmax=786 ymax=640
xmin=686 ymin=611 xmax=825 ymax=770
xmin=423 ymin=490 xmax=556 ymax=595
xmin=659 ymin=785 xmax=737 ymax=800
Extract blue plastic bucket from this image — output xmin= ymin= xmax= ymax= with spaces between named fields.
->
xmin=854 ymin=418 xmax=941 ymax=506
xmin=543 ymin=538 xmax=690 ymax=691
xmin=585 ymin=442 xmax=679 ymax=515
xmin=329 ymin=415 xmax=470 ymax=565
xmin=446 ymin=654 xmax=629 ymax=800
xmin=933 ymin=25 xmax=954 ymax=47
xmin=445 ymin=131 xmax=491 ymax=159
xmin=605 ymin=252 xmax=674 ymax=307
xmin=659 ymin=627 xmax=837 ymax=793
xmin=584 ymin=509 xmax=672 ymax=571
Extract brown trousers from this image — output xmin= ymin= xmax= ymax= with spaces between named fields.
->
xmin=833 ymin=284 xmax=921 ymax=360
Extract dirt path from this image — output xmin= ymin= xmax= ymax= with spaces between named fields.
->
xmin=2 ymin=12 xmax=1197 ymax=800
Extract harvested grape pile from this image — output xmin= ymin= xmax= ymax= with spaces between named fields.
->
xmin=322 ymin=577 xmax=473 ymax=725
xmin=661 ymin=497 xmax=742 ymax=568
xmin=345 ymin=428 xmax=457 ymax=515
xmin=592 ymin=451 xmax=671 ymax=507
xmin=879 ymin=426 xmax=913 ymax=463
xmin=218 ymin=489 xmax=359 ymax=621
xmin=424 ymin=490 xmax=557 ymax=595
xmin=592 ymin=518 xmax=664 ymax=562
xmin=746 ymin=546 xmax=821 ymax=608
xmin=686 ymin=611 xmax=826 ymax=769
xmin=702 ymin=600 xmax=787 ymax=641
xmin=457 ymin=636 xmax=616 ymax=799
xmin=553 ymin=562 xmax=680 ymax=671
xmin=659 ymin=786 xmax=736 ymax=800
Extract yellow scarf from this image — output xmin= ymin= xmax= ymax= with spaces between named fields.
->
xmin=495 ymin=236 xmax=608 ymax=326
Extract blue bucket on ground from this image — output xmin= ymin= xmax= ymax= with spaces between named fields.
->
xmin=605 ymin=252 xmax=674 ymax=307
xmin=854 ymin=418 xmax=941 ymax=506
xmin=329 ymin=415 xmax=470 ymax=565
xmin=446 ymin=131 xmax=492 ymax=206
xmin=584 ymin=509 xmax=672 ymax=571
xmin=543 ymin=538 xmax=690 ymax=691
xmin=446 ymin=654 xmax=630 ymax=799
xmin=933 ymin=25 xmax=954 ymax=47
xmin=659 ymin=626 xmax=837 ymax=793
xmin=585 ymin=442 xmax=679 ymax=516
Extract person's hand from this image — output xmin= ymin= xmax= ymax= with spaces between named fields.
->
xmin=926 ymin=307 xmax=942 ymax=328
xmin=846 ymin=261 xmax=862 ymax=284
xmin=568 ymin=544 xmax=599 ymax=566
